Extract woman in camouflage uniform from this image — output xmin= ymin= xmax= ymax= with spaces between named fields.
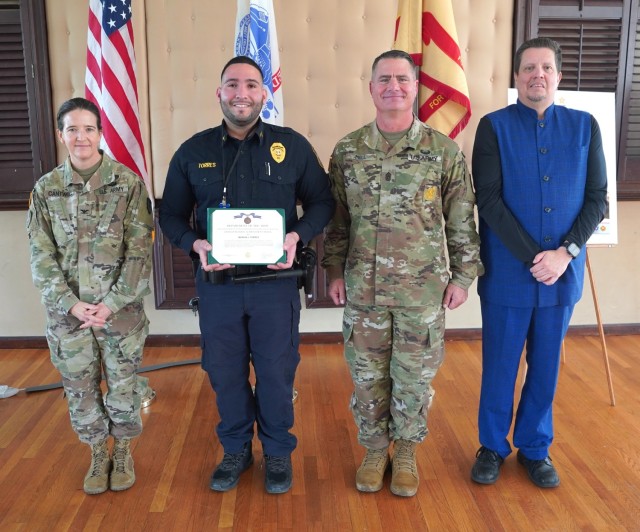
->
xmin=27 ymin=98 xmax=153 ymax=495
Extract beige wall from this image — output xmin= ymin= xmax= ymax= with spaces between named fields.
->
xmin=1 ymin=0 xmax=636 ymax=337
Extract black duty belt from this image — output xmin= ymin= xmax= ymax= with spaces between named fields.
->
xmin=223 ymin=265 xmax=272 ymax=277
xmin=195 ymin=247 xmax=316 ymax=296
xmin=201 ymin=265 xmax=292 ymax=284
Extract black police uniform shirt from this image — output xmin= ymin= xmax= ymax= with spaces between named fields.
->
xmin=159 ymin=119 xmax=335 ymax=259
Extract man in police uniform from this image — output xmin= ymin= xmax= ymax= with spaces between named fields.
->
xmin=159 ymin=56 xmax=334 ymax=494
xmin=322 ymin=50 xmax=483 ymax=497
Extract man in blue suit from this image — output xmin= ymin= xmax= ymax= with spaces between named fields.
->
xmin=470 ymin=37 xmax=608 ymax=488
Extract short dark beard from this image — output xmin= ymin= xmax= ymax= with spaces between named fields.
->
xmin=220 ymin=100 xmax=262 ymax=128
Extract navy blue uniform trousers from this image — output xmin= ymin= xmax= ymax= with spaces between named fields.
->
xmin=478 ymin=300 xmax=574 ymax=460
xmin=196 ymin=274 xmax=301 ymax=456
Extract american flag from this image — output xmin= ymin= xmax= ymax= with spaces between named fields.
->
xmin=85 ymin=0 xmax=151 ymax=196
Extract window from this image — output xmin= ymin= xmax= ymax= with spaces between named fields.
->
xmin=514 ymin=0 xmax=640 ymax=199
xmin=619 ymin=3 xmax=640 ymax=196
xmin=0 ymin=0 xmax=55 ymax=210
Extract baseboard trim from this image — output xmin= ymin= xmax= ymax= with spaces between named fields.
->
xmin=1 ymin=323 xmax=638 ymax=349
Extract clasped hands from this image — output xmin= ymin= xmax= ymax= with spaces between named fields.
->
xmin=529 ymin=247 xmax=573 ymax=286
xmin=70 ymin=301 xmax=113 ymax=329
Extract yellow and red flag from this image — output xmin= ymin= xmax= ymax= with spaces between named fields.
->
xmin=394 ymin=0 xmax=471 ymax=138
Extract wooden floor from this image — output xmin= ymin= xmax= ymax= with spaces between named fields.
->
xmin=1 ymin=336 xmax=639 ymax=531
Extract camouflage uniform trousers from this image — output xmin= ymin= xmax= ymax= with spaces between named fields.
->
xmin=46 ymin=305 xmax=149 ymax=445
xmin=342 ymin=302 xmax=445 ymax=449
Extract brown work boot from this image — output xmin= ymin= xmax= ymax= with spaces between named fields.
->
xmin=110 ymin=438 xmax=136 ymax=491
xmin=355 ymin=447 xmax=389 ymax=492
xmin=84 ymin=439 xmax=111 ymax=495
xmin=391 ymin=440 xmax=419 ymax=497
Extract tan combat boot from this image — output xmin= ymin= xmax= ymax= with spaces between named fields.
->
xmin=355 ymin=447 xmax=389 ymax=492
xmin=391 ymin=440 xmax=419 ymax=497
xmin=84 ymin=439 xmax=111 ymax=495
xmin=110 ymin=438 xmax=136 ymax=491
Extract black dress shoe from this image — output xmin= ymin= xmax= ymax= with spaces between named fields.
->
xmin=210 ymin=441 xmax=253 ymax=491
xmin=517 ymin=450 xmax=560 ymax=488
xmin=471 ymin=446 xmax=504 ymax=484
xmin=264 ymin=454 xmax=292 ymax=494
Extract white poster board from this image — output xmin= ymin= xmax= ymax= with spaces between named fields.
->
xmin=507 ymin=89 xmax=617 ymax=246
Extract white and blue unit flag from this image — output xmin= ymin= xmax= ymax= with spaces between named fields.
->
xmin=235 ymin=0 xmax=283 ymax=125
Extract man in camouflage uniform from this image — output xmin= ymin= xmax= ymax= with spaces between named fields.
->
xmin=322 ymin=50 xmax=483 ymax=497
xmin=27 ymin=98 xmax=154 ymax=495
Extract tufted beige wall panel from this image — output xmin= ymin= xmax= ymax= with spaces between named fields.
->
xmin=45 ymin=0 xmax=513 ymax=199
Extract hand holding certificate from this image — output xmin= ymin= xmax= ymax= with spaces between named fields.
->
xmin=207 ymin=208 xmax=286 ymax=265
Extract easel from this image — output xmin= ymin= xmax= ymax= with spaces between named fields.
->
xmin=561 ymin=248 xmax=616 ymax=406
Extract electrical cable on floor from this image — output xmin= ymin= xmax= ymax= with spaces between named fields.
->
xmin=0 ymin=358 xmax=201 ymax=399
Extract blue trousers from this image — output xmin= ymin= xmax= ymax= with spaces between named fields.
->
xmin=478 ymin=300 xmax=573 ymax=460
xmin=196 ymin=275 xmax=301 ymax=456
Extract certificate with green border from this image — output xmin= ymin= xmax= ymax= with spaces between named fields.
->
xmin=207 ymin=208 xmax=286 ymax=265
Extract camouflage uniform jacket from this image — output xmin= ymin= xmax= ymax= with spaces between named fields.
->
xmin=322 ymin=118 xmax=483 ymax=308
xmin=27 ymin=152 xmax=153 ymax=319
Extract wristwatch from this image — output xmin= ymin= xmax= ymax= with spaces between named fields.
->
xmin=562 ymin=241 xmax=580 ymax=259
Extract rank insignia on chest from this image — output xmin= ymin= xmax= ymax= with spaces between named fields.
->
xmin=424 ymin=186 xmax=437 ymax=201
xmin=270 ymin=142 xmax=286 ymax=163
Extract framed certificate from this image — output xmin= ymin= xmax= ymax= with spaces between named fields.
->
xmin=207 ymin=208 xmax=286 ymax=265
